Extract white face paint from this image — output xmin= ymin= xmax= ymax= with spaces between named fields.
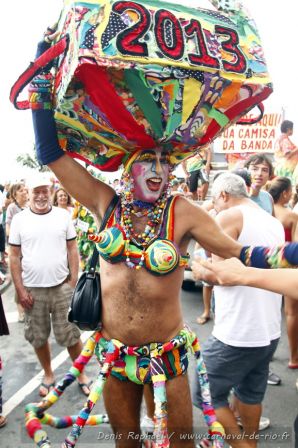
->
xmin=131 ymin=149 xmax=170 ymax=203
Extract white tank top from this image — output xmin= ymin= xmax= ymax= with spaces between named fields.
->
xmin=213 ymin=204 xmax=285 ymax=347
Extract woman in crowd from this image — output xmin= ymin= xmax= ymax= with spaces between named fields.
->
xmin=5 ymin=183 xmax=28 ymax=237
xmin=52 ymin=187 xmax=74 ymax=214
xmin=5 ymin=182 xmax=28 ymax=323
xmin=274 ymin=120 xmax=298 ymax=184
xmin=267 ymin=177 xmax=298 ymax=369
xmin=268 ymin=177 xmax=298 ymax=241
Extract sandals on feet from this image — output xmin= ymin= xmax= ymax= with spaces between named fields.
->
xmin=196 ymin=315 xmax=210 ymax=325
xmin=78 ymin=381 xmax=93 ymax=396
xmin=0 ymin=415 xmax=7 ymax=428
xmin=39 ymin=382 xmax=55 ymax=397
xmin=288 ymin=363 xmax=298 ymax=369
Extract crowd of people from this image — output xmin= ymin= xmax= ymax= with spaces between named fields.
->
xmin=0 ymin=118 xmax=298 ymax=448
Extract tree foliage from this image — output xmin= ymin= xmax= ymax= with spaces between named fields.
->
xmin=16 ymin=152 xmax=49 ymax=173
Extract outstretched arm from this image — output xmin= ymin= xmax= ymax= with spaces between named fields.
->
xmin=184 ymin=200 xmax=242 ymax=259
xmin=195 ymin=257 xmax=298 ymax=298
xmin=30 ymin=29 xmax=115 ymax=218
xmin=32 ymin=106 xmax=115 ymax=217
xmin=49 ymin=156 xmax=115 ymax=218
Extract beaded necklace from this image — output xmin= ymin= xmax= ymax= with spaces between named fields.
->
xmin=120 ymin=193 xmax=168 ymax=270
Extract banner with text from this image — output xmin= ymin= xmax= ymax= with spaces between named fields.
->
xmin=214 ymin=110 xmax=283 ymax=154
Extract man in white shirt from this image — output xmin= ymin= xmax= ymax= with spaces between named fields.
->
xmin=9 ymin=176 xmax=90 ymax=397
xmin=193 ymin=173 xmax=284 ymax=447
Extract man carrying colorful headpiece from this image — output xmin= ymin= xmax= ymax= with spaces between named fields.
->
xmin=25 ymin=26 xmax=245 ymax=448
xmin=24 ymin=19 xmax=298 ymax=448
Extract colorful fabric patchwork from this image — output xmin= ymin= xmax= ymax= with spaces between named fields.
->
xmin=52 ymin=0 xmax=272 ymax=171
xmin=24 ymin=327 xmax=225 ymax=448
xmin=96 ymin=340 xmax=189 ymax=384
xmin=28 ymin=73 xmax=53 ymax=110
xmin=240 ymin=243 xmax=298 ymax=269
xmin=12 ymin=0 xmax=272 ymax=172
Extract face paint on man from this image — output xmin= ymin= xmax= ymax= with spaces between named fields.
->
xmin=131 ymin=149 xmax=170 ymax=203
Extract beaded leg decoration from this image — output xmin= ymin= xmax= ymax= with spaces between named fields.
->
xmin=25 ymin=328 xmax=224 ymax=448
xmin=25 ymin=332 xmax=109 ymax=448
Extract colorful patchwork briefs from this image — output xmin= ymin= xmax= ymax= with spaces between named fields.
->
xmin=95 ymin=330 xmax=190 ymax=384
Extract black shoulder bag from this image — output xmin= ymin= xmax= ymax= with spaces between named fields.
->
xmin=68 ymin=194 xmax=119 ymax=331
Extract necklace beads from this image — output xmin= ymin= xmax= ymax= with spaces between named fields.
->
xmin=121 ymin=193 xmax=167 ymax=270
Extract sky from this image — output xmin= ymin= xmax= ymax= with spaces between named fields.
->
xmin=1 ymin=0 xmax=297 ymax=182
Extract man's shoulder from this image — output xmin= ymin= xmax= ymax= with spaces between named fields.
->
xmin=216 ymin=206 xmax=242 ymax=222
xmin=252 ymin=190 xmax=273 ymax=212
xmin=241 ymin=202 xmax=284 ymax=240
xmin=215 ymin=207 xmax=243 ymax=237
xmin=240 ymin=201 xmax=277 ymax=221
xmin=172 ymin=194 xmax=189 ymax=206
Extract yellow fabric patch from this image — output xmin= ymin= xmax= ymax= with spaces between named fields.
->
xmin=151 ymin=373 xmax=166 ymax=383
xmin=182 ymin=79 xmax=203 ymax=124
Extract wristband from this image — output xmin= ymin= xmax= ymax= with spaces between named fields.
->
xmin=239 ymin=246 xmax=269 ymax=268
xmin=240 ymin=243 xmax=298 ymax=269
xmin=32 ymin=109 xmax=64 ymax=165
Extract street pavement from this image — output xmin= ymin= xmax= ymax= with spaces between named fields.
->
xmin=0 ymin=281 xmax=297 ymax=447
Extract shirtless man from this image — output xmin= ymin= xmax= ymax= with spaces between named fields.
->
xmin=27 ymin=31 xmax=255 ymax=448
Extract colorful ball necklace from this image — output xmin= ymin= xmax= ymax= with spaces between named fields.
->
xmin=120 ymin=193 xmax=168 ymax=270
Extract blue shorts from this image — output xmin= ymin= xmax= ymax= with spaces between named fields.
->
xmin=193 ymin=335 xmax=279 ymax=409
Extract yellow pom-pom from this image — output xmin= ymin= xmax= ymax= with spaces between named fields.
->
xmin=210 ymin=420 xmax=225 ymax=442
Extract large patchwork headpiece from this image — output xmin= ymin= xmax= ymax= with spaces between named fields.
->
xmin=52 ymin=0 xmax=272 ymax=171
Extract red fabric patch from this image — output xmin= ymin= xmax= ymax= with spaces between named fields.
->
xmin=200 ymin=86 xmax=272 ymax=145
xmin=75 ymin=64 xmax=156 ymax=149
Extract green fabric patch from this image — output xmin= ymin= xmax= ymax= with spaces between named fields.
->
xmin=125 ymin=355 xmax=142 ymax=385
xmin=208 ymin=108 xmax=229 ymax=127
xmin=124 ymin=69 xmax=164 ymax=139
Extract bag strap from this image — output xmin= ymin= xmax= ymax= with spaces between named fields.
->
xmin=99 ymin=194 xmax=120 ymax=232
xmin=89 ymin=247 xmax=100 ymax=272
xmin=9 ymin=35 xmax=69 ymax=110
xmin=88 ymin=194 xmax=120 ymax=271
